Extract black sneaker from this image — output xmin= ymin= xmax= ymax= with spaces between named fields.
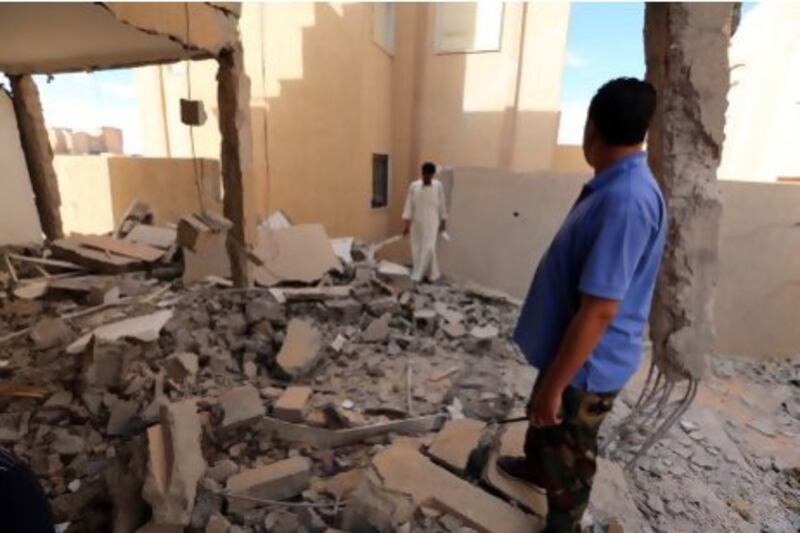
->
xmin=495 ymin=455 xmax=547 ymax=493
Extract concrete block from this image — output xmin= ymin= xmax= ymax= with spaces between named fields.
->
xmin=362 ymin=314 xmax=391 ymax=343
xmin=325 ymin=298 xmax=363 ymax=322
xmin=226 ymin=457 xmax=311 ymax=513
xmin=427 ymin=418 xmax=485 ymax=474
xmin=219 ymin=385 xmax=265 ymax=428
xmin=413 ymin=310 xmax=437 ymax=335
xmin=164 ymin=352 xmax=199 ymax=382
xmin=276 ymin=319 xmax=323 ymax=378
xmin=273 ymin=386 xmax=313 ymax=423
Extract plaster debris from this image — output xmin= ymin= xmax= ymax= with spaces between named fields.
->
xmin=253 ymin=224 xmax=342 ymax=286
xmin=362 ymin=313 xmax=391 ymax=343
xmin=66 ymin=309 xmax=174 ymax=354
xmin=276 ymin=319 xmax=323 ymax=378
xmin=29 ymin=316 xmax=72 ymax=350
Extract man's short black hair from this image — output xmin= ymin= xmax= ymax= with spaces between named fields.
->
xmin=422 ymin=162 xmax=436 ymax=175
xmin=588 ymin=78 xmax=656 ymax=146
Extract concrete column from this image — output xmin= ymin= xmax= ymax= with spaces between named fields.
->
xmin=10 ymin=74 xmax=63 ymax=240
xmin=217 ymin=45 xmax=256 ymax=287
xmin=645 ymin=3 xmax=736 ymax=380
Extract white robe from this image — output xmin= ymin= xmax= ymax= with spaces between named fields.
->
xmin=402 ymin=179 xmax=448 ymax=282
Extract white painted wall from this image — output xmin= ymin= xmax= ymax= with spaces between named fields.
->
xmin=0 ymin=90 xmax=43 ymax=245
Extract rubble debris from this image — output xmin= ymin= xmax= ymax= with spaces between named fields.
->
xmin=273 ymin=386 xmax=313 ymax=423
xmin=427 ymin=418 xmax=486 ymax=475
xmin=143 ymin=399 xmax=206 ymax=526
xmin=470 ymin=324 xmax=499 ymax=340
xmin=260 ymin=415 xmax=445 ymax=449
xmin=29 ymin=316 xmax=72 ymax=350
xmin=66 ymin=309 xmax=174 ymax=354
xmin=413 ymin=309 xmax=437 ymax=335
xmin=0 ymin=411 xmax=30 ymax=442
xmin=51 ymin=234 xmax=164 ymax=273
xmin=325 ymin=298 xmax=363 ymax=322
xmin=264 ymin=210 xmax=292 ymax=230
xmin=116 ymin=201 xmax=154 ymax=238
xmin=219 ymin=385 xmax=265 ymax=428
xmin=225 ymin=457 xmax=311 ymax=513
xmin=276 ymin=319 xmax=323 ymax=378
xmin=588 ymin=457 xmax=650 ymax=531
xmin=344 ymin=444 xmax=540 ymax=533
xmin=13 ymin=280 xmax=49 ymax=300
xmin=107 ymin=399 xmax=139 ymax=436
xmin=331 ymin=237 xmax=355 ymax=265
xmin=253 ymin=224 xmax=342 ymax=286
xmin=177 ymin=212 xmax=233 ymax=252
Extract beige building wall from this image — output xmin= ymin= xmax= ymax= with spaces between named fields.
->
xmin=55 ymin=155 xmax=221 ymax=235
xmin=440 ymin=167 xmax=800 ymax=358
xmin=134 ymin=2 xmax=571 ymax=240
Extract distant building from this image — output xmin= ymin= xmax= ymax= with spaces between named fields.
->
xmin=48 ymin=126 xmax=124 ymax=155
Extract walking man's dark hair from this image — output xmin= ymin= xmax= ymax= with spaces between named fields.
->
xmin=588 ymin=77 xmax=657 ymax=146
xmin=421 ymin=162 xmax=436 ymax=176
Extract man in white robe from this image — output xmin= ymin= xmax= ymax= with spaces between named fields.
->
xmin=402 ymin=162 xmax=448 ymax=282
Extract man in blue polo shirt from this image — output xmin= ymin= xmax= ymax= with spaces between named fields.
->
xmin=498 ymin=78 xmax=666 ymax=532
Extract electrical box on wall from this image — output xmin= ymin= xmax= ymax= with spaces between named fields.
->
xmin=180 ymin=99 xmax=207 ymax=126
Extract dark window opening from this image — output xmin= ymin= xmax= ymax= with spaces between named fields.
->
xmin=372 ymin=153 xmax=389 ymax=208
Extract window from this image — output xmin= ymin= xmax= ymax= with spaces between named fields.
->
xmin=434 ymin=2 xmax=504 ymax=54
xmin=373 ymin=3 xmax=396 ymax=55
xmin=372 ymin=154 xmax=390 ymax=208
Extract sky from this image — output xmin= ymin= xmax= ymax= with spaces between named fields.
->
xmin=1 ymin=2 xmax=758 ymax=152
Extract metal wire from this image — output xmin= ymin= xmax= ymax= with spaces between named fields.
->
xmin=601 ymin=358 xmax=700 ymax=471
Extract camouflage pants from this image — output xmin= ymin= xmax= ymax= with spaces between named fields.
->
xmin=524 ymin=385 xmax=618 ymax=533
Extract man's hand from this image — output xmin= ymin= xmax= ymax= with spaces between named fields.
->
xmin=528 ymin=383 xmax=564 ymax=427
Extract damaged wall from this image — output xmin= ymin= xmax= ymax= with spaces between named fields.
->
xmin=0 ymin=89 xmax=44 ymax=245
xmin=439 ymin=167 xmax=800 ymax=358
xmin=55 ymin=156 xmax=222 ymax=235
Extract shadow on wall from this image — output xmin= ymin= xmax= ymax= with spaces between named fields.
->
xmin=256 ymin=3 xmax=562 ymax=243
xmin=55 ymin=156 xmax=222 ymax=235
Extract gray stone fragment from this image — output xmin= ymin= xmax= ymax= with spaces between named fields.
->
xmin=219 ymin=385 xmax=265 ymax=428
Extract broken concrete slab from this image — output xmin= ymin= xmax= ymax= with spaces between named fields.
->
xmin=177 ymin=212 xmax=233 ymax=253
xmin=219 ymin=385 xmax=265 ymax=428
xmin=52 ymin=237 xmax=139 ymax=273
xmin=259 ymin=415 xmax=446 ymax=449
xmin=143 ymin=399 xmax=206 ymax=526
xmin=125 ymin=224 xmax=178 ymax=250
xmin=362 ymin=314 xmax=391 ymax=343
xmin=345 ymin=444 xmax=539 ymax=533
xmin=427 ymin=418 xmax=486 ymax=475
xmin=29 ymin=316 xmax=72 ymax=350
xmin=70 ymin=233 xmax=165 ymax=263
xmin=66 ymin=309 xmax=174 ymax=354
xmin=331 ymin=237 xmax=354 ymax=265
xmin=276 ymin=319 xmax=323 ymax=379
xmin=273 ymin=386 xmax=313 ymax=423
xmin=253 ymin=224 xmax=342 ymax=286
xmin=482 ymin=421 xmax=547 ymax=517
xmin=183 ymin=229 xmax=231 ymax=284
xmin=312 ymin=469 xmax=365 ymax=500
xmin=44 ymin=390 xmax=73 ymax=408
xmin=226 ymin=457 xmax=311 ymax=513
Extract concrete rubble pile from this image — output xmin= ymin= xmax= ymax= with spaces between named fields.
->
xmin=0 ymin=211 xmax=798 ymax=532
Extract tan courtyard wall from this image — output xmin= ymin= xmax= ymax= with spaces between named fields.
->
xmin=440 ymin=167 xmax=800 ymax=358
xmin=55 ymin=155 xmax=221 ymax=235
xmin=0 ymin=90 xmax=43 ymax=245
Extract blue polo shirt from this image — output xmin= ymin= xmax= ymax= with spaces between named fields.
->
xmin=513 ymin=151 xmax=666 ymax=393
